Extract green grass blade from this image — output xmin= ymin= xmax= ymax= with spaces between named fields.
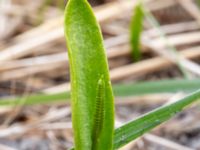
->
xmin=114 ymin=79 xmax=200 ymax=96
xmin=130 ymin=1 xmax=144 ymax=61
xmin=0 ymin=79 xmax=199 ymax=106
xmin=64 ymin=0 xmax=114 ymax=149
xmin=114 ymin=89 xmax=200 ymax=149
xmin=0 ymin=92 xmax=69 ymax=106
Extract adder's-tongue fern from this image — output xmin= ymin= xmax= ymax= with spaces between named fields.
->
xmin=64 ymin=0 xmax=114 ymax=149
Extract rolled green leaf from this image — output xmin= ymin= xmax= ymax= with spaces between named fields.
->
xmin=64 ymin=0 xmax=114 ymax=150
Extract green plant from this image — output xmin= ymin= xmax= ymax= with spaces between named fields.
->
xmin=130 ymin=0 xmax=144 ymax=61
xmin=63 ymin=1 xmax=200 ymax=150
xmin=0 ymin=79 xmax=200 ymax=107
xmin=114 ymin=89 xmax=200 ymax=148
xmin=64 ymin=0 xmax=114 ymax=149
xmin=130 ymin=0 xmax=190 ymax=77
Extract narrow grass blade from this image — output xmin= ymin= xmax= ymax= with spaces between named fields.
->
xmin=0 ymin=92 xmax=69 ymax=106
xmin=130 ymin=1 xmax=144 ymax=61
xmin=0 ymin=79 xmax=199 ymax=106
xmin=114 ymin=79 xmax=200 ymax=96
xmin=114 ymin=89 xmax=200 ymax=149
xmin=64 ymin=0 xmax=114 ymax=149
